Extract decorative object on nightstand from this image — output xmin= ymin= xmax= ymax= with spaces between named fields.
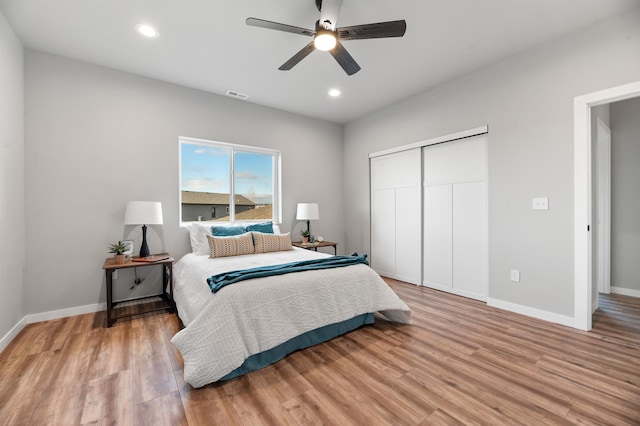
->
xmin=108 ymin=241 xmax=128 ymax=264
xmin=124 ymin=201 xmax=163 ymax=258
xmin=300 ymin=229 xmax=310 ymax=243
xmin=120 ymin=239 xmax=134 ymax=259
xmin=296 ymin=203 xmax=319 ymax=240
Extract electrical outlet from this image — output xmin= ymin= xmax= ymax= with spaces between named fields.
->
xmin=532 ymin=197 xmax=549 ymax=210
xmin=510 ymin=269 xmax=520 ymax=283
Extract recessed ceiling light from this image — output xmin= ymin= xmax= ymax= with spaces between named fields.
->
xmin=135 ymin=24 xmax=159 ymax=38
xmin=328 ymin=89 xmax=341 ymax=97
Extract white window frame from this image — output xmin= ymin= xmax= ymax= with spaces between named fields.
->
xmin=179 ymin=136 xmax=282 ymax=224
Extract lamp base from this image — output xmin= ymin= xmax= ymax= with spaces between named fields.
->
xmin=139 ymin=224 xmax=150 ymax=258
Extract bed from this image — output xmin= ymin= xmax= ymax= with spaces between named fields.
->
xmin=170 ymin=224 xmax=412 ymax=388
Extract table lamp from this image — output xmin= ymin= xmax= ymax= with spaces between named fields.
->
xmin=124 ymin=201 xmax=163 ymax=257
xmin=296 ymin=203 xmax=319 ymax=237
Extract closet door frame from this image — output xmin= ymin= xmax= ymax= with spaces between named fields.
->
xmin=369 ymin=126 xmax=489 ymax=293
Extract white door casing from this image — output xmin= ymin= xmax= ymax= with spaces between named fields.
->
xmin=574 ymin=80 xmax=640 ymax=331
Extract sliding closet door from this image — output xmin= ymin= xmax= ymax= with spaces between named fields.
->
xmin=424 ymin=184 xmax=453 ymax=288
xmin=423 ymin=135 xmax=487 ymax=300
xmin=371 ymin=188 xmax=396 ymax=276
xmin=370 ymin=149 xmax=421 ymax=284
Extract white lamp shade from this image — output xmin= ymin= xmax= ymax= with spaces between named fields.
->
xmin=296 ymin=203 xmax=319 ymax=221
xmin=124 ymin=201 xmax=163 ymax=225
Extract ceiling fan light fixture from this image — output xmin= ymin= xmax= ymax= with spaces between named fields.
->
xmin=314 ymin=30 xmax=337 ymax=51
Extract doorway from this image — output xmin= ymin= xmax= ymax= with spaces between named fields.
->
xmin=573 ymin=80 xmax=640 ymax=331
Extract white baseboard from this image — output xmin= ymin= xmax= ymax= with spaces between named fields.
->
xmin=0 ymin=317 xmax=27 ymax=353
xmin=1 ymin=302 xmax=106 ymax=353
xmin=25 ymin=302 xmax=106 ymax=324
xmin=487 ymin=298 xmax=577 ymax=329
xmin=611 ymin=286 xmax=640 ymax=298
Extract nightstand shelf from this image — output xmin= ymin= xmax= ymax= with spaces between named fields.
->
xmin=292 ymin=241 xmax=338 ymax=255
xmin=102 ymin=254 xmax=174 ymax=327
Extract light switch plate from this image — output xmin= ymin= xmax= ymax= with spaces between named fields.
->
xmin=533 ymin=197 xmax=549 ymax=210
xmin=511 ymin=269 xmax=520 ymax=282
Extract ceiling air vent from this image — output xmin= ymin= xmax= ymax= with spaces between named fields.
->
xmin=226 ymin=91 xmax=249 ymax=100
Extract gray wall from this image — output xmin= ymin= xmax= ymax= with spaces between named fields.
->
xmin=0 ymin=12 xmax=25 ymax=343
xmin=343 ymin=9 xmax=640 ymax=317
xmin=611 ymin=97 xmax=640 ymax=293
xmin=24 ymin=50 xmax=343 ymax=314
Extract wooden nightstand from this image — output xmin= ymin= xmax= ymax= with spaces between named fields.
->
xmin=102 ymin=254 xmax=174 ymax=327
xmin=292 ymin=241 xmax=338 ymax=255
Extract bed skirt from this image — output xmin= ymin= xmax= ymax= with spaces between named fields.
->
xmin=219 ymin=313 xmax=375 ymax=381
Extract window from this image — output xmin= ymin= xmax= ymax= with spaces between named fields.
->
xmin=179 ymin=137 xmax=281 ymax=224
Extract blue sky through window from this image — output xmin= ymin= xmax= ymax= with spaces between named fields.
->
xmin=181 ymin=143 xmax=273 ymax=204
xmin=181 ymin=144 xmax=230 ymax=193
xmin=234 ymin=151 xmax=273 ymax=205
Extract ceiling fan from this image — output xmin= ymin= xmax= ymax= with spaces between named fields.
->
xmin=246 ymin=0 xmax=407 ymax=76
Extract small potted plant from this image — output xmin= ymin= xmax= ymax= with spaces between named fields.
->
xmin=300 ymin=229 xmax=310 ymax=243
xmin=109 ymin=242 xmax=128 ymax=264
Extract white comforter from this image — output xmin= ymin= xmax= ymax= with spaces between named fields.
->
xmin=170 ymin=248 xmax=412 ymax=388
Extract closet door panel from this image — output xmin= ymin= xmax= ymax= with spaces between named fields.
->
xmin=452 ymin=181 xmax=487 ymax=299
xmin=371 ymin=188 xmax=396 ymax=277
xmin=423 ymin=134 xmax=487 ymax=300
xmin=372 ymin=150 xmax=420 ymax=188
xmin=396 ymin=186 xmax=422 ymax=284
xmin=370 ymin=148 xmax=421 ymax=282
xmin=423 ymin=184 xmax=453 ymax=289
xmin=424 ymin=137 xmax=486 ymax=184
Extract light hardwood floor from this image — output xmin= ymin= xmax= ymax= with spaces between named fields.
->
xmin=1 ymin=279 xmax=639 ymax=425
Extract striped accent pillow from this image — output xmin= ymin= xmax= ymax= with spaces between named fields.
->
xmin=207 ymin=233 xmax=255 ymax=258
xmin=253 ymin=232 xmax=293 ymax=254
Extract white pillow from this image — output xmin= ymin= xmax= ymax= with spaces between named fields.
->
xmin=187 ymin=223 xmax=213 ymax=255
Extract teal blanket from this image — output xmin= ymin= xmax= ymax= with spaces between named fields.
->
xmin=207 ymin=253 xmax=368 ymax=294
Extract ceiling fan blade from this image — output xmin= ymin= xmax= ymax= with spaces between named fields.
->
xmin=279 ymin=41 xmax=317 ymax=71
xmin=318 ymin=0 xmax=343 ymax=30
xmin=246 ymin=17 xmax=314 ymax=37
xmin=329 ymin=41 xmax=361 ymax=75
xmin=338 ymin=20 xmax=407 ymax=40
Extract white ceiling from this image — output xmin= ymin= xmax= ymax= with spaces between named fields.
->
xmin=2 ymin=0 xmax=639 ymax=124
